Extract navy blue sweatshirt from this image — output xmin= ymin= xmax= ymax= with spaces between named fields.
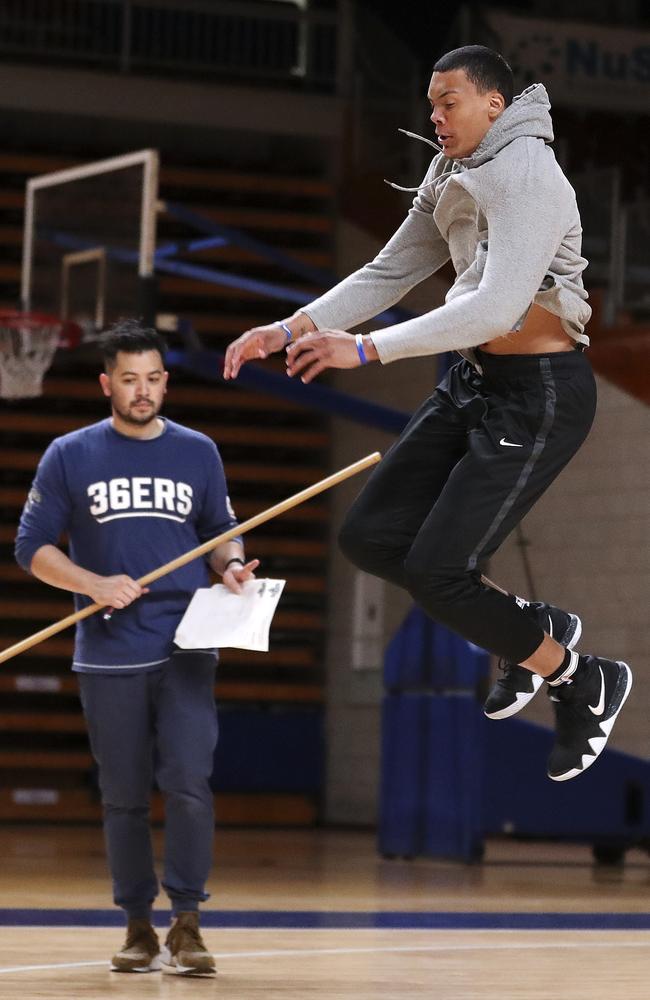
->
xmin=15 ymin=418 xmax=240 ymax=672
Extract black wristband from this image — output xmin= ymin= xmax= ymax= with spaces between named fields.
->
xmin=223 ymin=556 xmax=245 ymax=573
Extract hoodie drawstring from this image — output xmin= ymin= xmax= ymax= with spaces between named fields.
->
xmin=384 ymin=128 xmax=445 ymax=192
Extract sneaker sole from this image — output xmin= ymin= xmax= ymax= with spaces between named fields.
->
xmin=548 ymin=661 xmax=633 ymax=782
xmin=484 ymin=613 xmax=582 ymax=721
xmin=484 ymin=673 xmax=545 ymax=720
xmin=161 ymin=962 xmax=216 ymax=977
xmin=110 ymin=956 xmax=162 ymax=973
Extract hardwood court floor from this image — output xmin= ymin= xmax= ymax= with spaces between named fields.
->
xmin=0 ymin=826 xmax=649 ymax=999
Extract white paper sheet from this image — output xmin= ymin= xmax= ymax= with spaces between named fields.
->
xmin=174 ymin=578 xmax=286 ymax=652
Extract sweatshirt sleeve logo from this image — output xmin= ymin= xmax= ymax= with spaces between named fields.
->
xmin=87 ymin=477 xmax=193 ymax=523
xmin=25 ymin=484 xmax=43 ymax=511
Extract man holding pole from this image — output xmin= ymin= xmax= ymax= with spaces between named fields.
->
xmin=14 ymin=320 xmax=256 ymax=976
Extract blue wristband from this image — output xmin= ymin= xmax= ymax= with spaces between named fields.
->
xmin=355 ymin=333 xmax=369 ymax=365
xmin=278 ymin=322 xmax=293 ymax=344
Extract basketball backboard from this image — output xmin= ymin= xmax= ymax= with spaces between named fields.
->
xmin=21 ymin=150 xmax=159 ymax=338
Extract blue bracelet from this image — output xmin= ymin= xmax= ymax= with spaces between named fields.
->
xmin=355 ymin=333 xmax=369 ymax=365
xmin=278 ymin=322 xmax=293 ymax=344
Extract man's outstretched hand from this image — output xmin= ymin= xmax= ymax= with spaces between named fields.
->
xmin=223 ymin=313 xmax=319 ymax=380
xmin=285 ymin=330 xmax=377 ymax=383
xmin=223 ymin=324 xmax=286 ymax=380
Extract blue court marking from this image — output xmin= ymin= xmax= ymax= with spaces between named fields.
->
xmin=1 ymin=910 xmax=649 ymax=930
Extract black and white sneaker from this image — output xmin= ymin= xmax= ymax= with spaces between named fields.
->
xmin=483 ymin=602 xmax=582 ymax=720
xmin=547 ymin=656 xmax=633 ymax=782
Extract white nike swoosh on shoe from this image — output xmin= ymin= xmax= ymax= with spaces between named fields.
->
xmin=499 ymin=437 xmax=523 ymax=447
xmin=548 ymin=663 xmax=632 ymax=782
xmin=588 ymin=665 xmax=606 ymax=716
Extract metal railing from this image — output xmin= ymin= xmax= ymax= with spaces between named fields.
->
xmin=0 ymin=0 xmax=339 ymax=89
xmin=0 ymin=0 xmax=423 ymax=184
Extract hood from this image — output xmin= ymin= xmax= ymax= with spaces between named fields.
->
xmin=386 ymin=83 xmax=554 ymax=193
xmin=459 ymin=83 xmax=554 ymax=168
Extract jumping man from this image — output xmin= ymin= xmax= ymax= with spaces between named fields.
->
xmin=223 ymin=45 xmax=632 ymax=782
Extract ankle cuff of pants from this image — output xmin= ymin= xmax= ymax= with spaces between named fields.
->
xmin=126 ymin=904 xmax=153 ymax=922
xmin=170 ymin=899 xmax=201 ymax=918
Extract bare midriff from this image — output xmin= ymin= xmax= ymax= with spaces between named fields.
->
xmin=480 ymin=303 xmax=575 ymax=355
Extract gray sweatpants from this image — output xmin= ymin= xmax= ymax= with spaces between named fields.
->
xmin=78 ymin=652 xmax=218 ymax=920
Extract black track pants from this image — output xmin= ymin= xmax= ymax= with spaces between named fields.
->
xmin=339 ymin=348 xmax=597 ymax=664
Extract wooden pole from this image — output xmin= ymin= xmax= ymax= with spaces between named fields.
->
xmin=0 ymin=452 xmax=381 ymax=666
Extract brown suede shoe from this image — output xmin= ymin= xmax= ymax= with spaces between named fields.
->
xmin=110 ymin=917 xmax=161 ymax=973
xmin=161 ymin=911 xmax=216 ymax=977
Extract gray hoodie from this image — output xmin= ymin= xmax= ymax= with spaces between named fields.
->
xmin=302 ymin=84 xmax=591 ymax=365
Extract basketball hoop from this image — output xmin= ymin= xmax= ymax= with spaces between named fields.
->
xmin=0 ymin=310 xmax=81 ymax=400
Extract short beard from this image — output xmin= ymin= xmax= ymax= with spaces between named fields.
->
xmin=112 ymin=398 xmax=162 ymax=427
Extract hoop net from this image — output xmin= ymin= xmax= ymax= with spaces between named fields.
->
xmin=0 ymin=311 xmax=80 ymax=400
